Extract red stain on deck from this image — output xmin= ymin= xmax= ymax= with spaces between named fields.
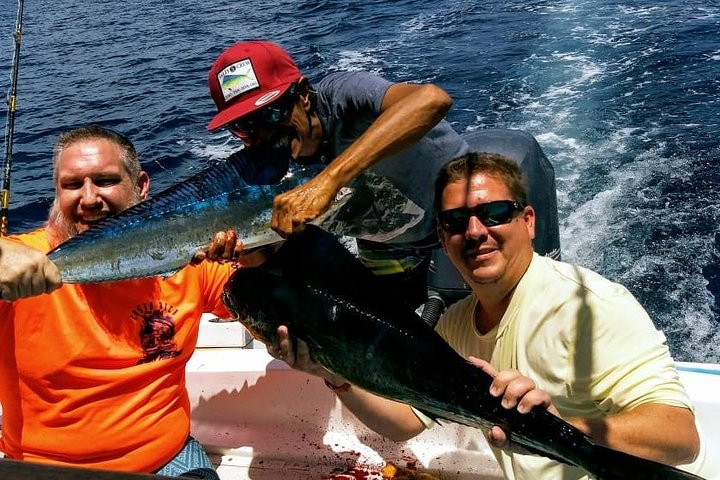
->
xmin=327 ymin=465 xmax=384 ymax=479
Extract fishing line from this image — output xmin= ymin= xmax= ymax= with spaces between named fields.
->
xmin=1 ymin=0 xmax=25 ymax=236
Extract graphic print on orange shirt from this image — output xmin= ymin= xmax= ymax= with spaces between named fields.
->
xmin=132 ymin=302 xmax=182 ymax=364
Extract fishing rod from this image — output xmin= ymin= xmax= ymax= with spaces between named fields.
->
xmin=1 ymin=0 xmax=25 ymax=236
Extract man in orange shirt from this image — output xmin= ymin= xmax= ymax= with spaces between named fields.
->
xmin=0 ymin=126 xmax=235 ymax=479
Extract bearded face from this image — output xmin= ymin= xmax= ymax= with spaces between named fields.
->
xmin=46 ymin=138 xmax=148 ymax=248
xmin=46 ymin=188 xmax=144 ymax=247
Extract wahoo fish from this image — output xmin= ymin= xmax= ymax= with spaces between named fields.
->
xmin=222 ymin=225 xmax=705 ymax=480
xmin=48 ymin=148 xmax=424 ymax=283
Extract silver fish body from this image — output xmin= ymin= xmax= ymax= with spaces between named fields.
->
xmin=48 ymin=151 xmax=424 ymax=283
xmin=223 ymin=226 xmax=706 ymax=480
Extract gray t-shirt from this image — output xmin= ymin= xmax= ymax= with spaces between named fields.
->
xmin=314 ymin=71 xmax=469 ymax=245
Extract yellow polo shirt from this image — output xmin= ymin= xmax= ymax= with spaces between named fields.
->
xmin=434 ymin=253 xmax=717 ymax=479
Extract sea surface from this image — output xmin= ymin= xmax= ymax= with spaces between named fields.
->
xmin=1 ymin=0 xmax=718 ymax=362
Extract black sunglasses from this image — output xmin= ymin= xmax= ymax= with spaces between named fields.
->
xmin=438 ymin=200 xmax=525 ymax=234
xmin=227 ymin=84 xmax=299 ymax=138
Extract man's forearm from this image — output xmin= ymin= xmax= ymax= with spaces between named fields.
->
xmin=569 ymin=403 xmax=699 ymax=466
xmin=325 ymin=375 xmax=426 ymax=441
xmin=320 ymin=83 xmax=452 ymax=188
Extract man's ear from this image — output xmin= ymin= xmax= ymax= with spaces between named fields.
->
xmin=297 ymin=76 xmax=310 ymax=93
xmin=137 ymin=171 xmax=150 ymax=200
xmin=298 ymin=77 xmax=312 ymax=111
xmin=523 ymin=205 xmax=536 ymax=241
xmin=437 ymin=225 xmax=448 ymax=253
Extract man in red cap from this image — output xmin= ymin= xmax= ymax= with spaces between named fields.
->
xmin=207 ymin=40 xmax=472 ymax=313
xmin=207 ymin=40 xmax=561 ymax=316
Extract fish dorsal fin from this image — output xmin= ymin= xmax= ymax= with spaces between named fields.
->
xmin=270 ymin=225 xmax=377 ymax=291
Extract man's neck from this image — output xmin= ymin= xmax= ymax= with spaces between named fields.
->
xmin=45 ymin=224 xmax=72 ymax=250
xmin=471 ymin=272 xmax=525 ymax=334
xmin=296 ymin=112 xmax=330 ymax=164
xmin=474 ymin=293 xmax=512 ymax=335
xmin=310 ymin=112 xmax=329 ymax=157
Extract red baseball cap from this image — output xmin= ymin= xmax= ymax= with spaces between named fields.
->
xmin=207 ymin=40 xmax=302 ymax=131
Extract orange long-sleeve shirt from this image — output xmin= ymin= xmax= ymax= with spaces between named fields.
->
xmin=0 ymin=228 xmax=235 ymax=472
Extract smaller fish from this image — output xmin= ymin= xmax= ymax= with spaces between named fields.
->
xmin=48 ymin=148 xmax=424 ymax=283
xmin=223 ymin=225 xmax=706 ymax=480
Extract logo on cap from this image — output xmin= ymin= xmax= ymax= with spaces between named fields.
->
xmin=217 ymin=59 xmax=260 ymax=102
xmin=254 ymin=90 xmax=282 ymax=107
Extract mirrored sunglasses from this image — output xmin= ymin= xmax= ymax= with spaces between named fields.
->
xmin=226 ymin=84 xmax=299 ymax=138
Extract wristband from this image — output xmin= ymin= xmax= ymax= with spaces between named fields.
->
xmin=324 ymin=379 xmax=351 ymax=393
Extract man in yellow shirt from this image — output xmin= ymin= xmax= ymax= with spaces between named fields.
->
xmin=267 ymin=151 xmax=717 ymax=479
xmin=0 ymin=126 xmax=235 ymax=478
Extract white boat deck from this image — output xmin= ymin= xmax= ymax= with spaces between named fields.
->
xmin=187 ymin=320 xmax=502 ymax=480
xmin=190 ymin=318 xmax=503 ymax=479
xmin=191 ymin=350 xmax=503 ymax=480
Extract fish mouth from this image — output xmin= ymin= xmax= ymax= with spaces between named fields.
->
xmin=222 ymin=296 xmax=272 ymax=345
xmin=222 ymin=268 xmax=280 ymax=346
xmin=221 ymin=285 xmax=243 ymax=320
xmin=239 ymin=320 xmax=272 ymax=345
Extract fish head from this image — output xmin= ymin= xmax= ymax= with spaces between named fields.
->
xmin=222 ymin=264 xmax=305 ymax=346
xmin=221 ymin=225 xmax=378 ymax=349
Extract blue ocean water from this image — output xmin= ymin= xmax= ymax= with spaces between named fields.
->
xmin=1 ymin=0 xmax=718 ymax=362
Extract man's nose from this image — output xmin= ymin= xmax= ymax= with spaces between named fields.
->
xmin=465 ymin=215 xmax=489 ymax=239
xmin=79 ymin=181 xmax=101 ymax=206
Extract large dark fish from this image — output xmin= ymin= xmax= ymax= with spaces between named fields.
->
xmin=48 ymin=148 xmax=423 ymax=283
xmin=222 ymin=225 xmax=705 ymax=480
